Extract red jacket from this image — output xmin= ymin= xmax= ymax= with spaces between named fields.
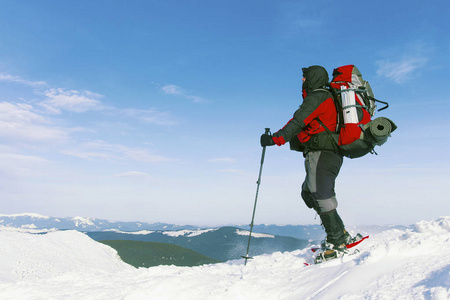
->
xmin=272 ymin=66 xmax=337 ymax=151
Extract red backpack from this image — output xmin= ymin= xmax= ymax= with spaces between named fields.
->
xmin=326 ymin=65 xmax=396 ymax=158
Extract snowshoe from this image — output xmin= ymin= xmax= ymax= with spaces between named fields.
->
xmin=314 ymin=249 xmax=346 ymax=264
xmin=312 ymin=233 xmax=367 ymax=264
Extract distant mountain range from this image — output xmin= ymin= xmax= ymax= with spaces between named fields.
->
xmin=0 ymin=213 xmax=326 ymax=239
xmin=0 ymin=213 xmax=410 ymax=265
xmin=0 ymin=213 xmax=316 ymax=262
xmin=0 ymin=213 xmax=408 ymax=240
xmin=0 ymin=213 xmax=199 ymax=232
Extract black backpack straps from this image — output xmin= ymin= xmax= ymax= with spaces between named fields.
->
xmin=315 ymin=117 xmax=340 ymax=148
xmin=358 ymin=124 xmax=378 ymax=155
xmin=312 ymin=87 xmax=333 ymax=96
xmin=373 ymin=98 xmax=389 ymax=112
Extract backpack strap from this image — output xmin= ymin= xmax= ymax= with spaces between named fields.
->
xmin=357 ymin=124 xmax=378 ymax=155
xmin=312 ymin=88 xmax=333 ymax=96
xmin=372 ymin=98 xmax=389 ymax=112
xmin=339 ymin=87 xmax=390 ymax=112
xmin=315 ymin=117 xmax=339 ymax=147
xmin=315 ymin=117 xmax=377 ymax=156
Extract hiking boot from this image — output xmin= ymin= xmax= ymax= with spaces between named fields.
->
xmin=323 ymin=230 xmax=351 ymax=248
xmin=316 ymin=237 xmax=349 ymax=264
xmin=336 ymin=230 xmax=352 ymax=246
xmin=320 ymin=238 xmax=348 ymax=253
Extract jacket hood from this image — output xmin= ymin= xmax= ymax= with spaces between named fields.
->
xmin=302 ymin=65 xmax=329 ymax=94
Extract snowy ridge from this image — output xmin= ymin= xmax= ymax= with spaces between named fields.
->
xmin=0 ymin=217 xmax=449 ymax=299
xmin=1 ymin=213 xmax=405 ymax=240
xmin=103 ymin=228 xmax=218 ymax=237
xmin=105 ymin=229 xmax=156 ymax=235
xmin=0 ymin=226 xmax=57 ymax=234
xmin=236 ymin=229 xmax=275 ymax=238
xmin=162 ymin=228 xmax=218 ymax=237
xmin=0 ymin=213 xmax=201 ymax=232
xmin=0 ymin=213 xmax=50 ymax=219
xmin=71 ymin=216 xmax=96 ymax=227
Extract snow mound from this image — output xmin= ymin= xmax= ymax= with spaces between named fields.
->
xmin=413 ymin=217 xmax=450 ymax=234
xmin=0 ymin=229 xmax=133 ymax=283
xmin=0 ymin=217 xmax=449 ymax=300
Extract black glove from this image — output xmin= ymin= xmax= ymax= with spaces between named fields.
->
xmin=260 ymin=133 xmax=275 ymax=147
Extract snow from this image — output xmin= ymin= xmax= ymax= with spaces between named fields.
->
xmin=105 ymin=228 xmax=219 ymax=237
xmin=162 ymin=228 xmax=217 ymax=237
xmin=236 ymin=229 xmax=275 ymax=238
xmin=0 ymin=226 xmax=56 ymax=234
xmin=71 ymin=216 xmax=96 ymax=227
xmin=105 ymin=229 xmax=156 ymax=235
xmin=0 ymin=213 xmax=50 ymax=219
xmin=0 ymin=217 xmax=449 ymax=300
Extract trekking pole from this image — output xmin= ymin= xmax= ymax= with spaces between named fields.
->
xmin=242 ymin=128 xmax=271 ymax=266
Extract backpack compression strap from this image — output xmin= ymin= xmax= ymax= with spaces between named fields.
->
xmin=315 ymin=117 xmax=377 ymax=156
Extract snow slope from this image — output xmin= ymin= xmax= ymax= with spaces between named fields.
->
xmin=0 ymin=217 xmax=449 ymax=300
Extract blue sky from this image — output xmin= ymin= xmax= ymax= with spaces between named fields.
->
xmin=0 ymin=0 xmax=449 ymax=226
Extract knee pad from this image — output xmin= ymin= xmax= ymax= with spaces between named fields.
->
xmin=315 ymin=196 xmax=338 ymax=214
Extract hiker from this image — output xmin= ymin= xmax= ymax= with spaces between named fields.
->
xmin=260 ymin=65 xmax=352 ymax=252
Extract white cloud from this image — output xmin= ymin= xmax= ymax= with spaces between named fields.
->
xmin=376 ymin=56 xmax=428 ymax=84
xmin=160 ymin=84 xmax=207 ymax=103
xmin=0 ymin=152 xmax=49 ymax=179
xmin=0 ymin=74 xmax=46 ymax=87
xmin=161 ymin=84 xmax=184 ymax=96
xmin=0 ymin=102 xmax=47 ymax=123
xmin=376 ymin=43 xmax=431 ymax=84
xmin=62 ymin=140 xmax=174 ymax=163
xmin=0 ymin=152 xmax=48 ymax=164
xmin=0 ymin=102 xmax=68 ymax=142
xmin=2 ymin=73 xmax=177 ymax=126
xmin=40 ymin=88 xmax=105 ymax=114
xmin=39 ymin=89 xmax=177 ymax=126
xmin=0 ymin=73 xmax=179 ymax=169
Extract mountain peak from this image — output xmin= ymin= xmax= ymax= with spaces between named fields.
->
xmin=0 ymin=213 xmax=50 ymax=219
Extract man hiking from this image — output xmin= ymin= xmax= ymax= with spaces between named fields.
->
xmin=260 ymin=65 xmax=353 ymax=260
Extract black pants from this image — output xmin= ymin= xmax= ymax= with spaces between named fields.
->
xmin=301 ymin=150 xmax=343 ymax=214
xmin=301 ymin=150 xmax=347 ymax=244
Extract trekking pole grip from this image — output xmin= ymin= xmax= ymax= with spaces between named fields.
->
xmin=260 ymin=128 xmax=271 ymax=164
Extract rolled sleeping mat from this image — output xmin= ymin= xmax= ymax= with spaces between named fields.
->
xmin=364 ymin=117 xmax=397 ymax=145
